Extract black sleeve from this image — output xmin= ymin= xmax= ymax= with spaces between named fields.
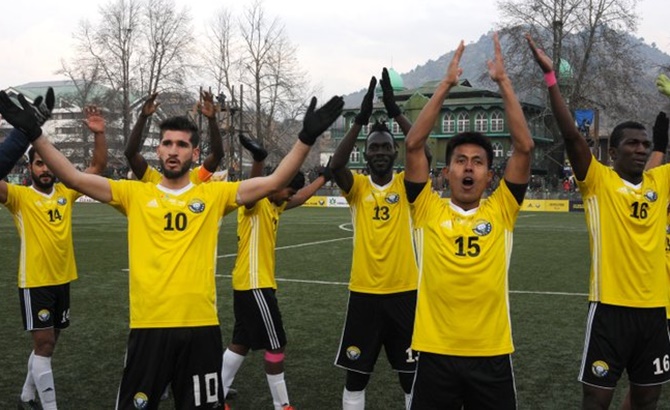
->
xmin=504 ymin=180 xmax=528 ymax=205
xmin=404 ymin=180 xmax=428 ymax=203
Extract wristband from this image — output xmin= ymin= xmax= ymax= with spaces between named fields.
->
xmin=544 ymin=71 xmax=557 ymax=87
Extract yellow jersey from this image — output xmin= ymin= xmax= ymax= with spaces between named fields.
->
xmin=344 ymin=172 xmax=418 ymax=294
xmin=108 ymin=179 xmax=240 ymax=328
xmin=411 ymin=180 xmax=520 ymax=356
xmin=231 ymin=199 xmax=287 ymax=290
xmin=3 ymin=183 xmax=81 ymax=288
xmin=576 ymin=158 xmax=670 ymax=307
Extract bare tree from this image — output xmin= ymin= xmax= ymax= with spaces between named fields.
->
xmin=238 ymin=0 xmax=309 ymax=149
xmin=497 ymin=0 xmax=643 ymax=122
xmin=203 ymin=0 xmax=313 ymax=170
xmin=139 ymin=0 xmax=194 ymax=96
xmin=75 ymin=0 xmax=141 ymax=145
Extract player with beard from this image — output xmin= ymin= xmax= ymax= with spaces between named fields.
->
xmin=1 ymin=105 xmax=107 ymax=410
xmin=403 ymin=34 xmax=533 ymax=409
xmin=330 ymin=75 xmax=419 ymax=410
xmin=0 ymin=92 xmax=343 ymax=409
xmin=125 ymin=90 xmax=224 ymax=184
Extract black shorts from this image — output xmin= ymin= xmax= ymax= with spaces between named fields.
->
xmin=409 ymin=352 xmax=517 ymax=410
xmin=19 ymin=283 xmax=71 ymax=331
xmin=579 ymin=302 xmax=670 ymax=388
xmin=116 ymin=326 xmax=225 ymax=410
xmin=335 ymin=290 xmax=417 ymax=374
xmin=231 ymin=288 xmax=287 ymax=351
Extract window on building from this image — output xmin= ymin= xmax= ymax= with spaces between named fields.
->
xmin=474 ymin=112 xmax=488 ymax=133
xmin=457 ymin=112 xmax=470 ymax=133
xmin=361 ymin=123 xmax=370 ymax=135
xmin=391 ymin=120 xmax=400 ymax=135
xmin=491 ymin=110 xmax=504 ymax=132
xmin=350 ymin=146 xmax=360 ymax=163
xmin=492 ymin=142 xmax=504 ymax=158
xmin=442 ymin=113 xmax=455 ymax=134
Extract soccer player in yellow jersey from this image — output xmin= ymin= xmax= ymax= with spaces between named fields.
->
xmin=1 ymin=104 xmax=107 ymax=410
xmin=527 ymin=36 xmax=670 ymax=409
xmin=221 ymin=134 xmax=329 ymax=410
xmin=0 ymin=91 xmax=343 ymax=409
xmin=621 ymin=111 xmax=670 ymax=410
xmin=403 ymin=34 xmax=534 ymax=409
xmin=330 ymin=70 xmax=418 ymax=410
xmin=124 ymin=90 xmax=224 ymax=184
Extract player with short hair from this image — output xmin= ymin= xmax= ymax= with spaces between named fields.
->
xmin=124 ymin=90 xmax=224 ymax=184
xmin=330 ymin=71 xmax=419 ymax=410
xmin=0 ymin=90 xmax=343 ymax=409
xmin=1 ymin=103 xmax=107 ymax=410
xmin=403 ymin=34 xmax=534 ymax=409
xmin=221 ymin=134 xmax=329 ymax=410
xmin=527 ymin=35 xmax=670 ymax=409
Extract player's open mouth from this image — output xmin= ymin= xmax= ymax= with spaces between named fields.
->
xmin=462 ymin=177 xmax=474 ymax=186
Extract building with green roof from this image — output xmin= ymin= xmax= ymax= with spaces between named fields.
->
xmin=334 ymin=74 xmax=553 ymax=174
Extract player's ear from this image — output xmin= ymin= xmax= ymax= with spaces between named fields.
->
xmin=192 ymin=147 xmax=200 ymax=161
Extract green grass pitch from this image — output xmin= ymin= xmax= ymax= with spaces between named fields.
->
xmin=0 ymin=204 xmax=667 ymax=409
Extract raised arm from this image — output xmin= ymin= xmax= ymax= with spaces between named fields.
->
xmin=646 ymin=112 xmax=668 ymax=170
xmin=0 ymin=92 xmax=112 ymax=202
xmin=0 ymin=129 xmax=30 ymax=179
xmin=198 ymin=90 xmax=224 ymax=176
xmin=0 ymin=87 xmax=55 ymax=178
xmin=236 ymin=96 xmax=344 ymax=206
xmin=125 ymin=93 xmax=159 ymax=179
xmin=82 ymin=105 xmax=108 ymax=175
xmin=285 ymin=174 xmax=328 ymax=210
xmin=239 ymin=133 xmax=268 ymax=208
xmin=330 ymin=77 xmax=376 ymax=193
xmin=380 ymin=67 xmax=412 ymax=136
xmin=526 ymin=34 xmax=591 ymax=180
xmin=405 ymin=41 xmax=464 ymax=183
xmin=489 ymin=33 xmax=533 ymax=184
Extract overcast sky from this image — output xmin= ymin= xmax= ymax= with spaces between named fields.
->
xmin=0 ymin=0 xmax=668 ymax=100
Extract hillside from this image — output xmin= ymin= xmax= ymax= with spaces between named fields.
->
xmin=344 ymin=30 xmax=670 ymax=130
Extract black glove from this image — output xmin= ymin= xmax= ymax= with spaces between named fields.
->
xmin=319 ymin=156 xmax=333 ymax=182
xmin=0 ymin=91 xmax=43 ymax=141
xmin=298 ymin=96 xmax=344 ymax=146
xmin=380 ymin=68 xmax=401 ymax=118
xmin=354 ymin=77 xmax=377 ymax=125
xmin=239 ymin=134 xmax=267 ymax=162
xmin=32 ymin=87 xmax=55 ymax=126
xmin=653 ymin=111 xmax=669 ymax=153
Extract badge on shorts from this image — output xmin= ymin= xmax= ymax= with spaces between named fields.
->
xmin=133 ymin=392 xmax=149 ymax=409
xmin=37 ymin=309 xmax=51 ymax=322
xmin=591 ymin=360 xmax=609 ymax=377
xmin=346 ymin=346 xmax=361 ymax=361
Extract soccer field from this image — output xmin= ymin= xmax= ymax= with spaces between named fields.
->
xmin=0 ymin=204 xmax=668 ymax=409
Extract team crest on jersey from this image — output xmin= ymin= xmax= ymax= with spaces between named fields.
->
xmin=188 ymin=199 xmax=205 ymax=213
xmin=385 ymin=193 xmax=400 ymax=204
xmin=346 ymin=346 xmax=361 ymax=361
xmin=57 ymin=197 xmax=67 ymax=205
xmin=591 ymin=360 xmax=609 ymax=378
xmin=644 ymin=190 xmax=658 ymax=202
xmin=472 ymin=220 xmax=492 ymax=236
xmin=37 ymin=309 xmax=50 ymax=322
xmin=133 ymin=392 xmax=149 ymax=409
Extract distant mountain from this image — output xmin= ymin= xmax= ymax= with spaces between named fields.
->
xmin=344 ymin=30 xmax=670 ymax=129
